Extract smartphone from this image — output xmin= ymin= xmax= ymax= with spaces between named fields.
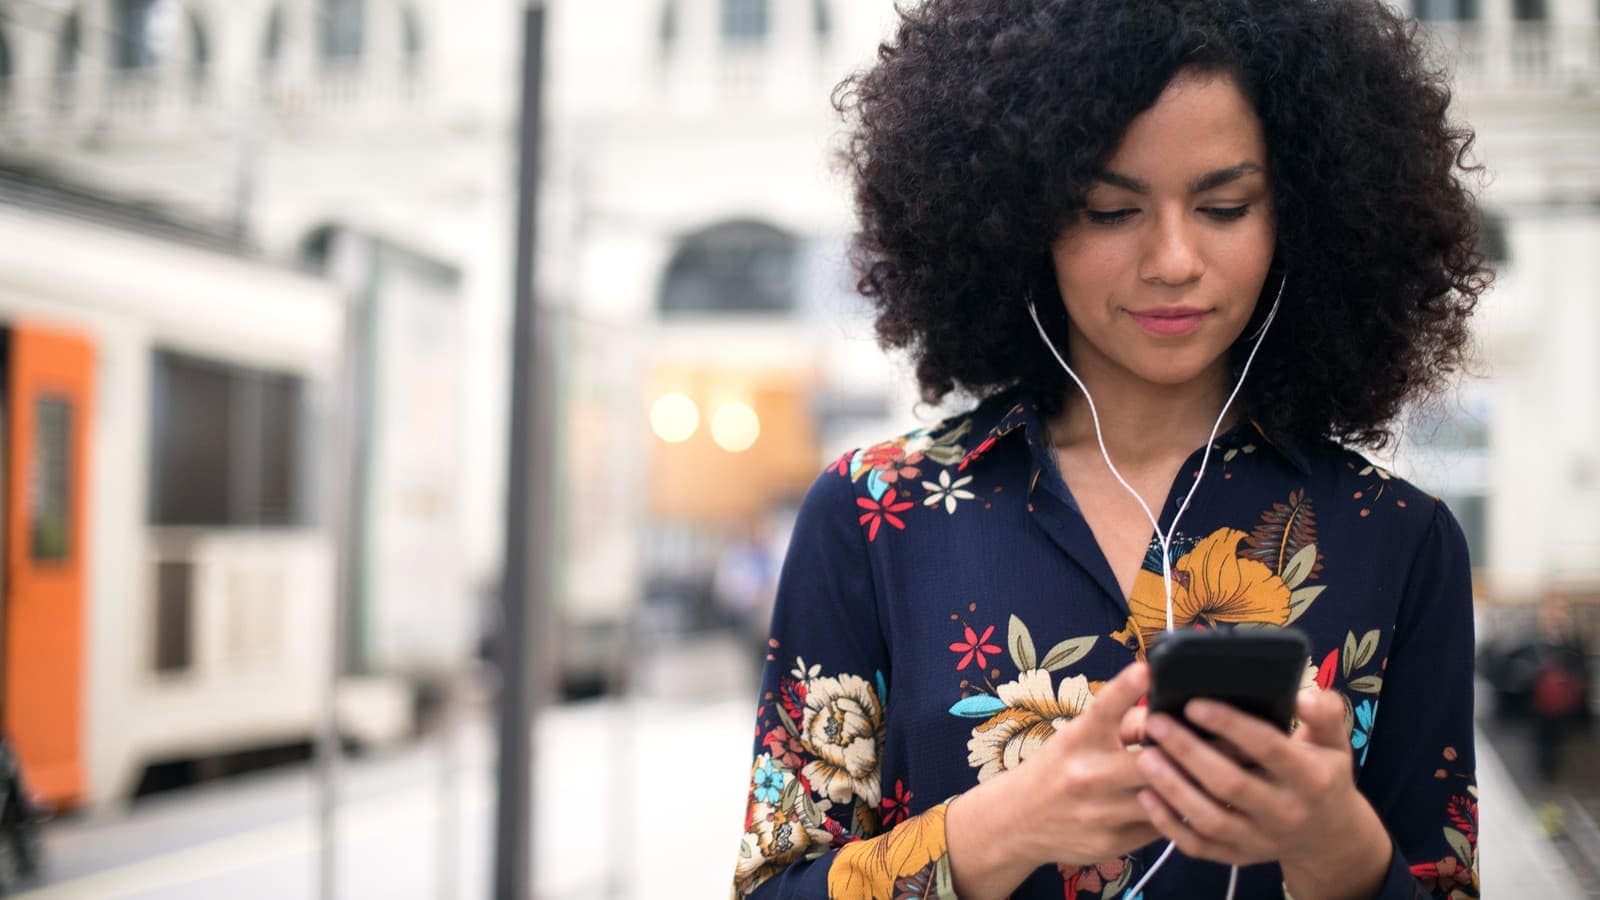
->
xmin=1145 ymin=627 xmax=1310 ymax=736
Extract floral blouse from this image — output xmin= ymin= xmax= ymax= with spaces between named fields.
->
xmin=731 ymin=390 xmax=1478 ymax=900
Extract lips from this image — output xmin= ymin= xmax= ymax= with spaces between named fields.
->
xmin=1128 ymin=306 xmax=1208 ymax=337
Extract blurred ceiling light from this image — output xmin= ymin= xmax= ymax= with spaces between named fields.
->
xmin=650 ymin=392 xmax=699 ymax=443
xmin=711 ymin=402 xmax=760 ymax=453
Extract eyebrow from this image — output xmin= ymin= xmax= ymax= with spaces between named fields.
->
xmin=1092 ymin=162 xmax=1265 ymax=195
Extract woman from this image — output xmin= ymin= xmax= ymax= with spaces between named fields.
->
xmin=732 ymin=1 xmax=1486 ymax=897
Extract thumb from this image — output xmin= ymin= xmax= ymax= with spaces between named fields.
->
xmin=1294 ymin=688 xmax=1349 ymax=749
xmin=1086 ymin=662 xmax=1150 ymax=734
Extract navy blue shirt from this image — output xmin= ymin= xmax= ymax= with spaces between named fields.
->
xmin=732 ymin=390 xmax=1478 ymax=899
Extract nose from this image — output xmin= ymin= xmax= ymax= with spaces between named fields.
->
xmin=1139 ymin=213 xmax=1205 ymax=286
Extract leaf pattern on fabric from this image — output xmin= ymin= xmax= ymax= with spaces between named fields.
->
xmin=1242 ymin=489 xmax=1323 ymax=581
xmin=829 ymin=805 xmax=951 ymax=900
xmin=737 ymin=394 xmax=1478 ymax=899
xmin=1126 ymin=528 xmax=1293 ymax=649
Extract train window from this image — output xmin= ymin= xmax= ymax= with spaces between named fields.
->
xmin=154 ymin=560 xmax=193 ymax=672
xmin=30 ymin=396 xmax=73 ymax=562
xmin=150 ymin=350 xmax=307 ymax=528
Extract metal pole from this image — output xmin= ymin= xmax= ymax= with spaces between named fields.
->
xmin=495 ymin=5 xmax=550 ymax=899
xmin=319 ymin=233 xmax=373 ymax=900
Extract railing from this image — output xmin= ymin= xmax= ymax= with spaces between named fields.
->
xmin=0 ymin=63 xmax=428 ymax=144
xmin=1425 ymin=22 xmax=1600 ymax=93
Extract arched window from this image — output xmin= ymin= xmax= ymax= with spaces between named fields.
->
xmin=188 ymin=9 xmax=209 ymax=87
xmin=401 ymin=3 xmax=424 ymax=73
xmin=319 ymin=0 xmax=365 ymax=63
xmin=1478 ymin=211 xmax=1509 ymax=266
xmin=261 ymin=4 xmax=285 ymax=77
xmin=659 ymin=0 xmax=678 ymax=58
xmin=1512 ymin=0 xmax=1547 ymax=19
xmin=1415 ymin=0 xmax=1480 ymax=20
xmin=55 ymin=9 xmax=82 ymax=113
xmin=659 ymin=222 xmax=799 ymax=316
xmin=113 ymin=0 xmax=185 ymax=70
xmin=0 ymin=26 xmax=12 ymax=109
xmin=813 ymin=0 xmax=832 ymax=42
xmin=721 ymin=0 xmax=770 ymax=45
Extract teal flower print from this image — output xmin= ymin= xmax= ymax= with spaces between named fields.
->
xmin=1351 ymin=699 xmax=1378 ymax=766
xmin=753 ymin=756 xmax=787 ymax=804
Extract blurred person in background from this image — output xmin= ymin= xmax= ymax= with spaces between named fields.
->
xmin=715 ymin=517 xmax=781 ymax=680
xmin=731 ymin=0 xmax=1490 ymax=898
xmin=1527 ymin=597 xmax=1590 ymax=785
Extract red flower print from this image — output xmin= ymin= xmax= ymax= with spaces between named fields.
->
xmin=761 ymin=726 xmax=806 ymax=770
xmin=778 ymin=676 xmax=806 ymax=725
xmin=861 ymin=443 xmax=923 ymax=484
xmin=1410 ymin=856 xmax=1472 ymax=894
xmin=958 ymin=435 xmax=998 ymax=472
xmin=829 ymin=450 xmax=853 ymax=477
xmin=880 ymin=778 xmax=914 ymax=826
xmin=857 ymin=489 xmax=913 ymax=541
xmin=1061 ymin=858 xmax=1128 ymax=897
xmin=1448 ymin=794 xmax=1478 ymax=843
xmin=949 ymin=624 xmax=1002 ymax=671
xmin=1316 ymin=647 xmax=1339 ymax=690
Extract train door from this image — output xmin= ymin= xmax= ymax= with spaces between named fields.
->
xmin=1 ymin=325 xmax=94 ymax=808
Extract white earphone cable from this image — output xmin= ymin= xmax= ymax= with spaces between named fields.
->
xmin=1025 ymin=270 xmax=1287 ymax=900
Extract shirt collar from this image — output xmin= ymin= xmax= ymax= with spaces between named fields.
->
xmin=954 ymin=388 xmax=1313 ymax=478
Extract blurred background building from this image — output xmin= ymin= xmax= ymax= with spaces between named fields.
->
xmin=0 ymin=0 xmax=1594 ymax=896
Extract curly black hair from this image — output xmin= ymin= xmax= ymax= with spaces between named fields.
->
xmin=834 ymin=0 xmax=1490 ymax=448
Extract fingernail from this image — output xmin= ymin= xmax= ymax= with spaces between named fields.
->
xmin=1139 ymin=791 xmax=1158 ymax=811
xmin=1138 ymin=751 xmax=1162 ymax=775
xmin=1188 ymin=700 xmax=1216 ymax=722
xmin=1147 ymin=716 xmax=1170 ymax=739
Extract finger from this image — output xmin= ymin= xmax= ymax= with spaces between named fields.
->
xmin=1137 ymin=748 xmax=1249 ymax=843
xmin=1185 ymin=699 xmax=1308 ymax=783
xmin=1098 ymin=793 xmax=1162 ymax=828
xmin=1119 ymin=706 xmax=1149 ymax=747
xmin=1141 ymin=718 xmax=1276 ymax=822
xmin=1095 ymin=747 xmax=1157 ymax=792
xmin=1137 ymin=789 xmax=1251 ymax=867
xmin=1086 ymin=662 xmax=1149 ymax=731
xmin=1293 ymin=689 xmax=1350 ymax=750
xmin=1109 ymin=820 xmax=1165 ymax=855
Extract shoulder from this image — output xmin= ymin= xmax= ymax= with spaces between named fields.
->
xmin=823 ymin=399 xmax=1003 ymax=495
xmin=798 ymin=396 xmax=1011 ymax=536
xmin=1302 ymin=440 xmax=1470 ymax=563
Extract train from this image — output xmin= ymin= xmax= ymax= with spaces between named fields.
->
xmin=0 ymin=165 xmax=472 ymax=814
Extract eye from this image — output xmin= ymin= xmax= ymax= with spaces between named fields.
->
xmin=1201 ymin=205 xmax=1250 ymax=221
xmin=1085 ymin=209 xmax=1138 ymax=225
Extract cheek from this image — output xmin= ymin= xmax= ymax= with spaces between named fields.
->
xmin=1051 ymin=240 xmax=1125 ymax=300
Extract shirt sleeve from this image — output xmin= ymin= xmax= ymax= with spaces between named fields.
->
xmin=1357 ymin=500 xmax=1480 ymax=899
xmin=731 ymin=459 xmax=958 ymax=899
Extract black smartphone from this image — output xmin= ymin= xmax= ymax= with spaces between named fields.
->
xmin=1146 ymin=627 xmax=1310 ymax=736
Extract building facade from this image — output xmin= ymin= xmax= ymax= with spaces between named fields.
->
xmin=0 ymin=1 xmax=1593 ymax=739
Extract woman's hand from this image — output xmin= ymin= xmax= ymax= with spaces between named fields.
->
xmin=1134 ymin=689 xmax=1394 ymax=900
xmin=948 ymin=662 xmax=1163 ymax=900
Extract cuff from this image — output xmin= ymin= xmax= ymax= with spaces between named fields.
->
xmin=1369 ymin=839 xmax=1427 ymax=900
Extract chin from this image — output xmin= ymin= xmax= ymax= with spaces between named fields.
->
xmin=1123 ymin=354 xmax=1218 ymax=388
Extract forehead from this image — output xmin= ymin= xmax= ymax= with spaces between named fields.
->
xmin=1099 ymin=72 xmax=1268 ymax=183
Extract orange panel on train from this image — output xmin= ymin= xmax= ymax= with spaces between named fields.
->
xmin=2 ymin=325 xmax=94 ymax=809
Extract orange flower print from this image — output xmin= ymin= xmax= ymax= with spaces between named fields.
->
xmin=1126 ymin=527 xmax=1293 ymax=649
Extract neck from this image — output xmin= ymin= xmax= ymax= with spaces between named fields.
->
xmin=1048 ymin=361 xmax=1236 ymax=469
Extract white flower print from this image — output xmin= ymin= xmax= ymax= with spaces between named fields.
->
xmin=921 ymin=469 xmax=976 ymax=515
xmin=791 ymin=656 xmax=821 ymax=682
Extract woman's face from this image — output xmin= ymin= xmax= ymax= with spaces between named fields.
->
xmin=1050 ymin=70 xmax=1277 ymax=393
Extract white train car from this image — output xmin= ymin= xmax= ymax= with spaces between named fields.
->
xmin=0 ymin=169 xmax=404 ymax=812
